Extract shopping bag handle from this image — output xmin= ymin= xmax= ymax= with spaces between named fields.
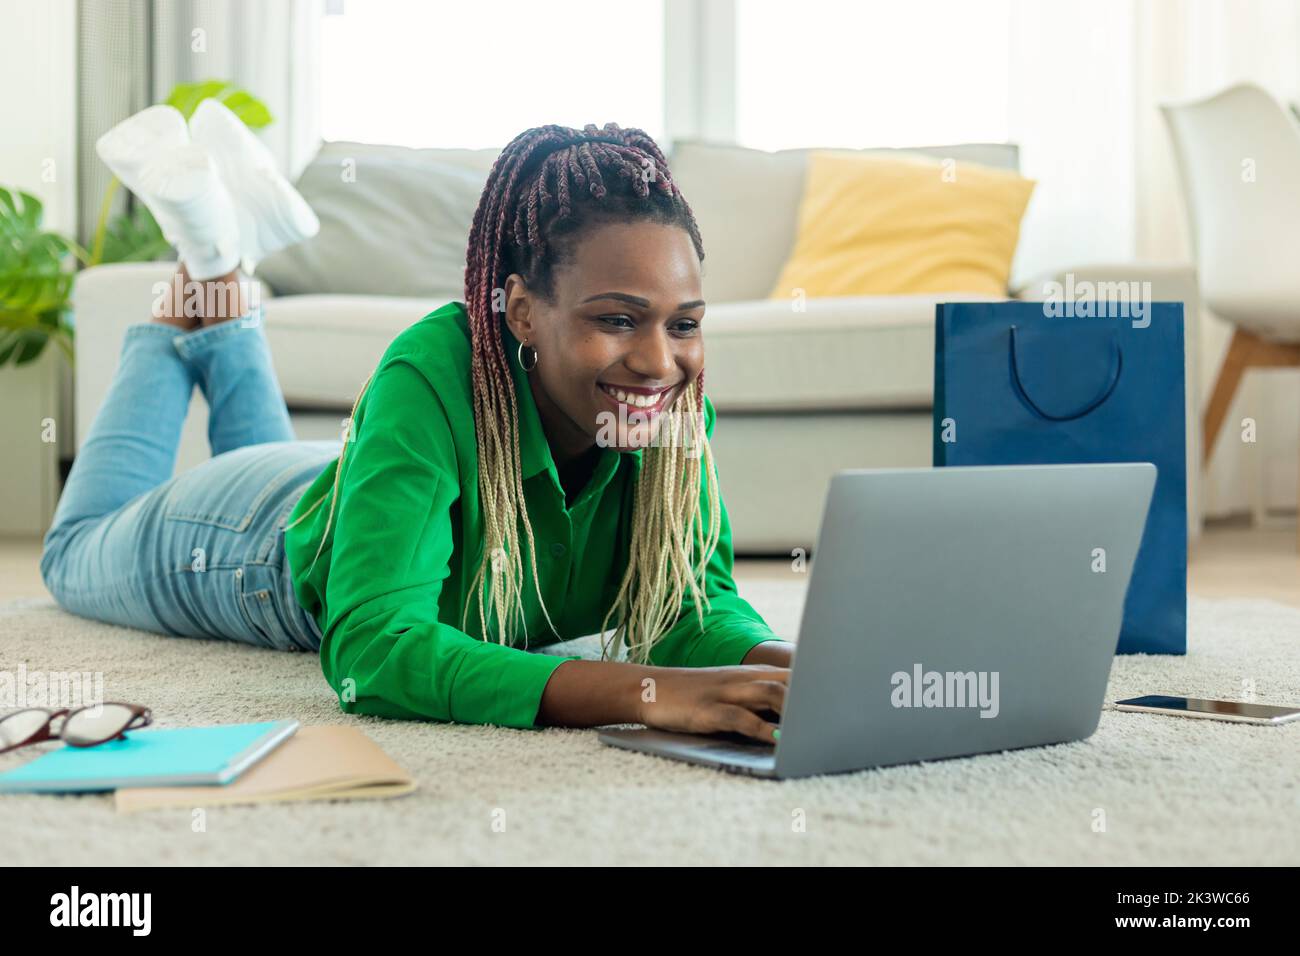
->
xmin=1008 ymin=324 xmax=1123 ymax=421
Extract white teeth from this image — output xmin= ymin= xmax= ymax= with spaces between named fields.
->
xmin=603 ymin=385 xmax=663 ymax=408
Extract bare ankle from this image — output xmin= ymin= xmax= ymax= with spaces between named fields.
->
xmin=196 ymin=270 xmax=252 ymax=328
xmin=152 ymin=265 xmax=200 ymax=330
xmin=153 ymin=263 xmax=254 ymax=329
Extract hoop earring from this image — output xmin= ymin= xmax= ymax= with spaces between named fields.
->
xmin=518 ymin=341 xmax=538 ymax=372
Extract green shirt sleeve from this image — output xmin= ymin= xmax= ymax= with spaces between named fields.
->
xmin=320 ymin=357 xmax=578 ymax=729
xmin=646 ymin=395 xmax=791 ymax=668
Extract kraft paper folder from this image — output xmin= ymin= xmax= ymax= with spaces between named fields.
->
xmin=115 ymin=724 xmax=416 ymax=814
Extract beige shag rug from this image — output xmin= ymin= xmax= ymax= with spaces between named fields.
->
xmin=1 ymin=584 xmax=1297 ymax=866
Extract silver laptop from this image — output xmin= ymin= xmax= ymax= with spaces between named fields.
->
xmin=599 ymin=463 xmax=1157 ymax=779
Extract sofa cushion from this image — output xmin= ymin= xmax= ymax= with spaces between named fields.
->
xmin=700 ymin=294 xmax=1003 ymax=411
xmin=669 ymin=140 xmax=1020 ymax=304
xmin=254 ymin=141 xmax=497 ymax=299
xmin=769 ymin=151 xmax=1035 ymax=298
xmin=262 ymin=294 xmax=449 ymax=407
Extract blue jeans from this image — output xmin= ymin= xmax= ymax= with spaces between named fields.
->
xmin=40 ymin=312 xmax=342 ymax=653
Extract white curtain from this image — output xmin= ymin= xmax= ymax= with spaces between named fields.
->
xmin=1133 ymin=0 xmax=1300 ymax=522
xmin=1006 ymin=0 xmax=1138 ymax=286
xmin=150 ymin=0 xmax=324 ymax=178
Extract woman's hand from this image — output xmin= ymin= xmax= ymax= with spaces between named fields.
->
xmin=635 ymin=665 xmax=790 ymax=743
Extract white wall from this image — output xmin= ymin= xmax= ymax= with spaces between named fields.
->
xmin=0 ymin=0 xmax=78 ymax=535
xmin=0 ymin=0 xmax=78 ymax=233
xmin=1008 ymin=0 xmax=1137 ymax=284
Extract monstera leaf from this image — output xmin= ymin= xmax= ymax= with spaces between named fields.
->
xmin=0 ymin=186 xmax=81 ymax=367
xmin=98 ymin=201 xmax=171 ymax=265
xmin=164 ymin=79 xmax=273 ymax=127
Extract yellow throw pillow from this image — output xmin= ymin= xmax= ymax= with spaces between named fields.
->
xmin=769 ymin=150 xmax=1035 ymax=299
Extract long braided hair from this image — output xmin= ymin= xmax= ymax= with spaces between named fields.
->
xmin=289 ymin=122 xmax=723 ymax=665
xmin=465 ymin=122 xmax=721 ymax=664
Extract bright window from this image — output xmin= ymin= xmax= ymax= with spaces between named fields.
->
xmin=735 ymin=0 xmax=1012 ymax=150
xmin=320 ymin=0 xmax=665 ymax=149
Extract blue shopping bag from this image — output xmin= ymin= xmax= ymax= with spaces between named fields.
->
xmin=933 ymin=301 xmax=1186 ymax=655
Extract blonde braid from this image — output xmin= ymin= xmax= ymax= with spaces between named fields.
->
xmin=597 ymin=378 xmax=721 ymax=663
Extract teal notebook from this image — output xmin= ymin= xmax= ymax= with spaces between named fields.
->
xmin=0 ymin=719 xmax=299 ymax=793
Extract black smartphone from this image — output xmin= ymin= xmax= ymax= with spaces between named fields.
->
xmin=1115 ymin=695 xmax=1300 ymax=725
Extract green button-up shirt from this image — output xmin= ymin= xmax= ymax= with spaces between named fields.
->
xmin=285 ymin=301 xmax=782 ymax=728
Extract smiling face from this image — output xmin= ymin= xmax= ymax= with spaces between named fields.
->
xmin=501 ymin=219 xmax=706 ymax=468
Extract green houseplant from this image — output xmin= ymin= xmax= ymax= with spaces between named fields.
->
xmin=0 ymin=188 xmax=82 ymax=366
xmin=0 ymin=81 xmax=273 ymax=369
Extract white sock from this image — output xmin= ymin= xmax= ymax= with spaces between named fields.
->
xmin=95 ymin=105 xmax=191 ymax=244
xmin=189 ymin=98 xmax=319 ymax=269
xmin=97 ymin=106 xmax=241 ymax=280
xmin=136 ymin=144 xmax=241 ymax=280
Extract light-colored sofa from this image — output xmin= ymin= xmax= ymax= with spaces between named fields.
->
xmin=73 ymin=140 xmax=1202 ymax=552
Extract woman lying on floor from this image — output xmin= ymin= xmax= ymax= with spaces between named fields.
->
xmin=42 ymin=112 xmax=793 ymax=742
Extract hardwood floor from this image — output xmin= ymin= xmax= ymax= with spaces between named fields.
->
xmin=0 ymin=535 xmax=49 ymax=602
xmin=5 ymin=519 xmax=1297 ymax=607
xmin=1183 ymin=520 xmax=1300 ymax=607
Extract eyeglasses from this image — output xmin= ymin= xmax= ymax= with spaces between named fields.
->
xmin=0 ymin=703 xmax=153 ymax=755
